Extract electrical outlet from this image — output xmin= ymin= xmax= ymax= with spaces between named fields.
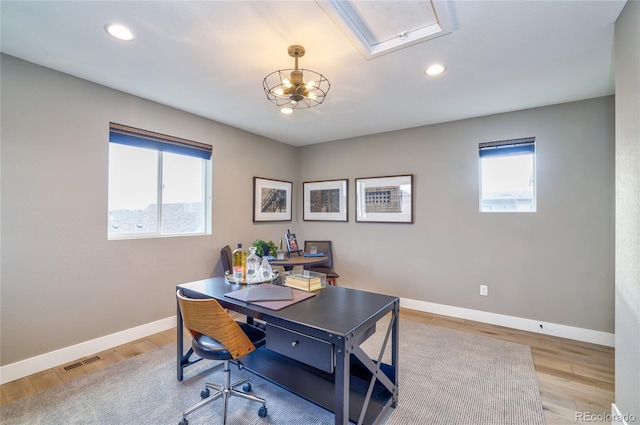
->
xmin=480 ymin=285 xmax=488 ymax=296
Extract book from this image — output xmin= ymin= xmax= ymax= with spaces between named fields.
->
xmin=284 ymin=280 xmax=324 ymax=292
xmin=284 ymin=271 xmax=326 ymax=291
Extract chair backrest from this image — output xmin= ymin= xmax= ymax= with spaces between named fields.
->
xmin=304 ymin=240 xmax=333 ymax=269
xmin=221 ymin=245 xmax=233 ymax=275
xmin=176 ymin=289 xmax=256 ymax=359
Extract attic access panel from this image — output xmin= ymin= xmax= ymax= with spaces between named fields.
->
xmin=316 ymin=0 xmax=455 ymax=59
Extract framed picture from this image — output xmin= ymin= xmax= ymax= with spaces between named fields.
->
xmin=303 ymin=179 xmax=348 ymax=222
xmin=284 ymin=230 xmax=302 ymax=256
xmin=356 ymin=174 xmax=414 ymax=223
xmin=253 ymin=177 xmax=293 ymax=222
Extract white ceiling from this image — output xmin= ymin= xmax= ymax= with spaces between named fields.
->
xmin=0 ymin=1 xmax=627 ymax=146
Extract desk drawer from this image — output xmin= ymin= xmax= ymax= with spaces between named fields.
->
xmin=266 ymin=324 xmax=334 ymax=373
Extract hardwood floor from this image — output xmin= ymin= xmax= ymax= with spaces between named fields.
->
xmin=1 ymin=310 xmax=614 ymax=425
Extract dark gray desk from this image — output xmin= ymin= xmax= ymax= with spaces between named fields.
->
xmin=176 ymin=277 xmax=399 ymax=425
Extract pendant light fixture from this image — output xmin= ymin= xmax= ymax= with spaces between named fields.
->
xmin=263 ymin=45 xmax=330 ymax=114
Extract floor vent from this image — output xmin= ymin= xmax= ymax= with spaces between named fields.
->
xmin=82 ymin=356 xmax=101 ymax=364
xmin=62 ymin=361 xmax=84 ymax=372
xmin=61 ymin=355 xmax=101 ymax=372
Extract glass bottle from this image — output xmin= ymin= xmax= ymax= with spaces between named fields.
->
xmin=277 ymin=238 xmax=285 ymax=260
xmin=260 ymin=257 xmax=273 ymax=280
xmin=246 ymin=246 xmax=261 ymax=283
xmin=232 ymin=243 xmax=246 ymax=283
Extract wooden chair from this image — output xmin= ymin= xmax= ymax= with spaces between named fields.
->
xmin=303 ymin=240 xmax=339 ymax=286
xmin=176 ymin=290 xmax=267 ymax=425
xmin=220 ymin=245 xmax=233 ymax=276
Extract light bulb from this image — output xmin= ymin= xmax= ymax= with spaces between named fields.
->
xmin=306 ymin=81 xmax=316 ymax=89
xmin=308 ymin=93 xmax=317 ymax=100
xmin=105 ymin=24 xmax=135 ymax=41
xmin=274 ymin=88 xmax=284 ymax=96
xmin=425 ymin=64 xmax=446 ymax=76
xmin=281 ymin=107 xmax=293 ymax=114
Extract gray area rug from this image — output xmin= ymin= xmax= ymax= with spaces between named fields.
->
xmin=1 ymin=317 xmax=545 ymax=425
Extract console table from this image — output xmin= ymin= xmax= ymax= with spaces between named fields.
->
xmin=176 ymin=277 xmax=399 ymax=425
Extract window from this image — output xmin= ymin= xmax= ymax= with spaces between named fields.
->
xmin=108 ymin=123 xmax=212 ymax=239
xmin=479 ymin=137 xmax=536 ymax=212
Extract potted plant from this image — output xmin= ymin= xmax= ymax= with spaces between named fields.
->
xmin=252 ymin=239 xmax=278 ymax=257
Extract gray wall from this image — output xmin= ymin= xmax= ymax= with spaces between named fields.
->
xmin=0 ymin=55 xmax=298 ymax=365
xmin=614 ymin=0 xmax=640 ymax=420
xmin=1 ymin=53 xmax=617 ymax=369
xmin=298 ymin=96 xmax=615 ymax=333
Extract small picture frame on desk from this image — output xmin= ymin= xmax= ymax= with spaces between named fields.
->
xmin=253 ymin=177 xmax=293 ymax=222
xmin=303 ymin=179 xmax=348 ymax=222
xmin=285 ymin=231 xmax=302 ymax=257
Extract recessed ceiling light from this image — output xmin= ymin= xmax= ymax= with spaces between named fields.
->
xmin=104 ymin=24 xmax=135 ymax=41
xmin=425 ymin=64 xmax=446 ymax=76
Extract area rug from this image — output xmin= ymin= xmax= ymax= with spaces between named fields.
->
xmin=0 ymin=317 xmax=545 ymax=425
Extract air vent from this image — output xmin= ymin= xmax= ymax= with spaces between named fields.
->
xmin=62 ymin=361 xmax=83 ymax=372
xmin=82 ymin=356 xmax=101 ymax=364
xmin=61 ymin=355 xmax=101 ymax=372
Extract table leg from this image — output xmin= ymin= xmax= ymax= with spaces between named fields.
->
xmin=391 ymin=301 xmax=399 ymax=408
xmin=334 ymin=336 xmax=350 ymax=425
xmin=176 ymin=298 xmax=201 ymax=381
xmin=177 ymin=299 xmax=184 ymax=381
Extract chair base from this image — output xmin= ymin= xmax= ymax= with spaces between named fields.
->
xmin=179 ymin=360 xmax=267 ymax=425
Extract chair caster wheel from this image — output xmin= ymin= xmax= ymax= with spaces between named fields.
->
xmin=258 ymin=405 xmax=268 ymax=417
xmin=200 ymin=388 xmax=210 ymax=398
xmin=179 ymin=419 xmax=188 ymax=425
xmin=243 ymin=383 xmax=252 ymax=392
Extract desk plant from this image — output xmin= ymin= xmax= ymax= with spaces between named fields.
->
xmin=252 ymin=239 xmax=278 ymax=257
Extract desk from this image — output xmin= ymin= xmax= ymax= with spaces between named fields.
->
xmin=268 ymin=254 xmax=327 ymax=268
xmin=176 ymin=278 xmax=399 ymax=425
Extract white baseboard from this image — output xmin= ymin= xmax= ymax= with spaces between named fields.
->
xmin=1 ymin=299 xmax=615 ymax=385
xmin=0 ymin=316 xmax=176 ymax=385
xmin=401 ymin=298 xmax=615 ymax=347
xmin=611 ymin=403 xmax=638 ymax=425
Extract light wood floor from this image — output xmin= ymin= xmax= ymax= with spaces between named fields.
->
xmin=1 ymin=309 xmax=614 ymax=425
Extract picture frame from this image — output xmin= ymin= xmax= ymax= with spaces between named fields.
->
xmin=284 ymin=230 xmax=302 ymax=256
xmin=303 ymin=179 xmax=348 ymax=222
xmin=355 ymin=174 xmax=414 ymax=223
xmin=253 ymin=177 xmax=293 ymax=222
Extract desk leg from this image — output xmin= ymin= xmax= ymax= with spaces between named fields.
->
xmin=334 ymin=336 xmax=350 ymax=425
xmin=177 ymin=299 xmax=185 ymax=381
xmin=392 ymin=300 xmax=399 ymax=408
xmin=176 ymin=299 xmax=200 ymax=381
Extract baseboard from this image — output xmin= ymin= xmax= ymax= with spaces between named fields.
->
xmin=1 ymin=299 xmax=615 ymax=385
xmin=0 ymin=316 xmax=176 ymax=385
xmin=611 ymin=403 xmax=637 ymax=425
xmin=401 ymin=298 xmax=615 ymax=347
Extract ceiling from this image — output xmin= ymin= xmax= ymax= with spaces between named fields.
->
xmin=0 ymin=1 xmax=627 ymax=146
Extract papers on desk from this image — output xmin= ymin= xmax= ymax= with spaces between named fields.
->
xmin=224 ymin=283 xmax=315 ymax=311
xmin=226 ymin=284 xmax=292 ymax=302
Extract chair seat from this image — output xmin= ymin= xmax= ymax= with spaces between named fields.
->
xmin=192 ymin=322 xmax=266 ymax=361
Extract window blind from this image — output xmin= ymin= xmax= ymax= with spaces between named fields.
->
xmin=109 ymin=122 xmax=212 ymax=160
xmin=479 ymin=137 xmax=535 ymax=158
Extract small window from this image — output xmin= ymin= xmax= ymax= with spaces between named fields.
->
xmin=108 ymin=123 xmax=212 ymax=239
xmin=479 ymin=137 xmax=536 ymax=212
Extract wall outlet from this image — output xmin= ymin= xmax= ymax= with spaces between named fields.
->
xmin=480 ymin=285 xmax=488 ymax=296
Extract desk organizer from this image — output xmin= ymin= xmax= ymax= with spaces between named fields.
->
xmin=284 ymin=270 xmax=326 ymax=291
